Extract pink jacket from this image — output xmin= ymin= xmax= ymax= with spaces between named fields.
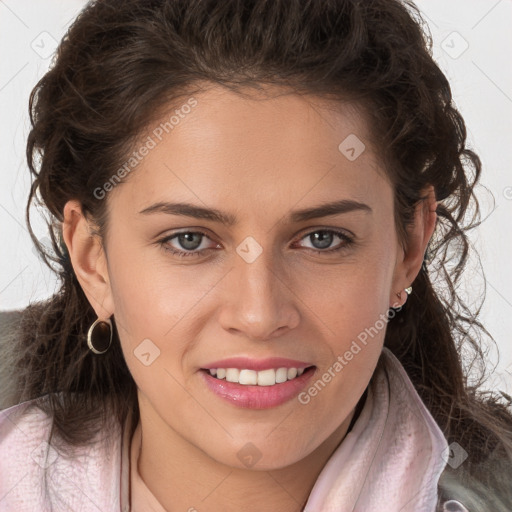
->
xmin=0 ymin=348 xmax=466 ymax=511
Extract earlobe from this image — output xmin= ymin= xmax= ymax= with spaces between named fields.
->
xmin=62 ymin=200 xmax=114 ymax=319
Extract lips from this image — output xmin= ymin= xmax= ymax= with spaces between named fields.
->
xmin=199 ymin=357 xmax=316 ymax=409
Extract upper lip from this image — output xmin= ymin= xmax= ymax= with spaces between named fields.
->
xmin=201 ymin=357 xmax=314 ymax=371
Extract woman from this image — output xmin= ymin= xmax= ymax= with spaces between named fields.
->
xmin=0 ymin=0 xmax=511 ymax=510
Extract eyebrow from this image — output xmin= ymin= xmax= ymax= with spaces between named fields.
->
xmin=138 ymin=199 xmax=372 ymax=225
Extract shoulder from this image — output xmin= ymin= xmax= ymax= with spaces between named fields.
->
xmin=436 ymin=451 xmax=512 ymax=512
xmin=0 ymin=398 xmax=54 ymax=510
xmin=0 ymin=398 xmax=54 ymax=471
xmin=0 ymin=395 xmax=125 ymax=511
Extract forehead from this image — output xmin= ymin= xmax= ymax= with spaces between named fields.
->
xmin=109 ymin=85 xmax=391 ymax=217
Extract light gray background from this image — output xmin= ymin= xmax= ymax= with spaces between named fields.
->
xmin=1 ymin=0 xmax=511 ymax=393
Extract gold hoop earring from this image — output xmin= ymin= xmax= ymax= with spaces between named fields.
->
xmin=87 ymin=317 xmax=113 ymax=354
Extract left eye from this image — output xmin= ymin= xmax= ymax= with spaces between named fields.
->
xmin=296 ymin=229 xmax=353 ymax=252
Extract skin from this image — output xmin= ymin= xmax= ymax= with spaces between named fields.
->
xmin=62 ymin=84 xmax=437 ymax=512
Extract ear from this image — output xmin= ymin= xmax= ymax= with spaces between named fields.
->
xmin=389 ymin=185 xmax=437 ymax=307
xmin=62 ymin=199 xmax=114 ymax=319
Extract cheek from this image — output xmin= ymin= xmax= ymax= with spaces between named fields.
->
xmin=296 ymin=236 xmax=396 ymax=393
xmin=107 ymin=236 xmax=208 ymax=335
xmin=299 ymin=241 xmax=395 ymax=341
xmin=295 ymin=268 xmax=392 ymax=447
xmin=106 ymin=241 xmax=228 ymax=390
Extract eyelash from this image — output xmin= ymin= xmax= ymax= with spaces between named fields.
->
xmin=157 ymin=229 xmax=354 ymax=259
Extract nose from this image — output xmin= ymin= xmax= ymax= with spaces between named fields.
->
xmin=218 ymin=247 xmax=301 ymax=341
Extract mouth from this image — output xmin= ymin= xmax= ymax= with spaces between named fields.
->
xmin=199 ymin=365 xmax=317 ymax=409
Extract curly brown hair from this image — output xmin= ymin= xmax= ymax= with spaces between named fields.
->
xmin=4 ymin=0 xmax=511 ymax=507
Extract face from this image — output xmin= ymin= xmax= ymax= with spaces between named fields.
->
xmin=65 ymin=84 xmax=430 ymax=471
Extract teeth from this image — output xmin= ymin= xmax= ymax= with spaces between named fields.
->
xmin=226 ymin=368 xmax=240 ymax=383
xmin=239 ymin=369 xmax=258 ymax=385
xmin=257 ymin=369 xmax=276 ymax=386
xmin=275 ymin=368 xmax=288 ymax=383
xmin=208 ymin=366 xmax=308 ymax=385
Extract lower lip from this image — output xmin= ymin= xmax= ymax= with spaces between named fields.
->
xmin=200 ymin=368 xmax=316 ymax=409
